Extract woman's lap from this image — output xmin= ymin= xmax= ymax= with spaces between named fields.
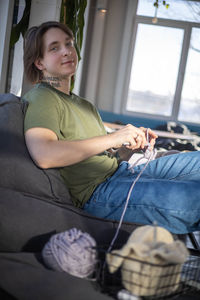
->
xmin=135 ymin=150 xmax=200 ymax=181
xmin=83 ymin=151 xmax=200 ymax=234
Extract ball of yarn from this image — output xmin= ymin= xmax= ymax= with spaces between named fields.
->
xmin=42 ymin=228 xmax=97 ymax=278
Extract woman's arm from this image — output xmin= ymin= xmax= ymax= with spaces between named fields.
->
xmin=103 ymin=121 xmax=125 ymax=130
xmin=25 ymin=124 xmax=155 ymax=169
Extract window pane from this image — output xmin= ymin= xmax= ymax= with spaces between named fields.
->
xmin=137 ymin=0 xmax=200 ymax=23
xmin=126 ymin=24 xmax=184 ymax=116
xmin=178 ymin=28 xmax=200 ymax=123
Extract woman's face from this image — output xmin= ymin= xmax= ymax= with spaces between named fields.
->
xmin=35 ymin=27 xmax=78 ymax=80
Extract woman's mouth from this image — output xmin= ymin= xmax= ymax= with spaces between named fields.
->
xmin=62 ymin=59 xmax=74 ymax=65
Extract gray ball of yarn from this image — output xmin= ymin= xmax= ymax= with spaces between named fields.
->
xmin=42 ymin=228 xmax=97 ymax=278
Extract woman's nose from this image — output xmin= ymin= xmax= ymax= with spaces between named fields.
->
xmin=62 ymin=46 xmax=71 ymax=56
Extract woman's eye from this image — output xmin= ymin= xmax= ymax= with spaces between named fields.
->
xmin=66 ymin=41 xmax=74 ymax=47
xmin=50 ymin=47 xmax=58 ymax=51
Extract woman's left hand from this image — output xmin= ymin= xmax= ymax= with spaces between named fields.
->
xmin=139 ymin=127 xmax=158 ymax=150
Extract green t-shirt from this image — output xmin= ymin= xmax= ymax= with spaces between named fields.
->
xmin=23 ymin=83 xmax=118 ymax=207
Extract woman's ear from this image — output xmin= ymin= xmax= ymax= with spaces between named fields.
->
xmin=34 ymin=58 xmax=44 ymax=71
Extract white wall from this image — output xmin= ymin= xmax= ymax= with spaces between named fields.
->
xmin=95 ymin=0 xmax=128 ymax=110
xmin=80 ymin=0 xmax=138 ymax=112
xmin=81 ymin=0 xmax=108 ymax=105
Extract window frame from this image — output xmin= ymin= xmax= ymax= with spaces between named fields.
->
xmin=0 ymin=0 xmax=14 ymax=94
xmin=114 ymin=1 xmax=200 ymax=125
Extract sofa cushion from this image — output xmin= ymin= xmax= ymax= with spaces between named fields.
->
xmin=0 ymin=187 xmax=136 ymax=252
xmin=0 ymin=93 xmax=70 ymax=202
xmin=0 ymin=252 xmax=112 ymax=300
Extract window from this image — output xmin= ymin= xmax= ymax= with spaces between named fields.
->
xmin=137 ymin=0 xmax=200 ymax=23
xmin=178 ymin=27 xmax=200 ymax=123
xmin=125 ymin=0 xmax=200 ymax=124
xmin=127 ymin=23 xmax=184 ymax=117
xmin=6 ymin=0 xmax=26 ymax=96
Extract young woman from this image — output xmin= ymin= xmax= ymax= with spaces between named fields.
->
xmin=23 ymin=21 xmax=200 ymax=234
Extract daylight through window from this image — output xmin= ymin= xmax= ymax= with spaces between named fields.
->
xmin=126 ymin=0 xmax=200 ymax=124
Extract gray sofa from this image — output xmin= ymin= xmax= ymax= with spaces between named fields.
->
xmin=0 ymin=93 xmax=139 ymax=300
xmin=1 ymin=93 xmax=199 ymax=300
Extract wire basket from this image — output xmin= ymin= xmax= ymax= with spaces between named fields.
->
xmin=96 ymin=248 xmax=200 ymax=300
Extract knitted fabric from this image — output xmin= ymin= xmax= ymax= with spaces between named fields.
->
xmin=106 ymin=225 xmax=189 ymax=297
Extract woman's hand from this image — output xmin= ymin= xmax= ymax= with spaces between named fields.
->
xmin=140 ymin=127 xmax=158 ymax=150
xmin=110 ymin=124 xmax=149 ymax=150
xmin=110 ymin=124 xmax=158 ymax=151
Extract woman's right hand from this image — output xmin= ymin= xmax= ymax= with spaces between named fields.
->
xmin=110 ymin=124 xmax=148 ymax=150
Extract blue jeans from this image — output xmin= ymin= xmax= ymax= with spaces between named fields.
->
xmin=83 ymin=151 xmax=200 ymax=234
